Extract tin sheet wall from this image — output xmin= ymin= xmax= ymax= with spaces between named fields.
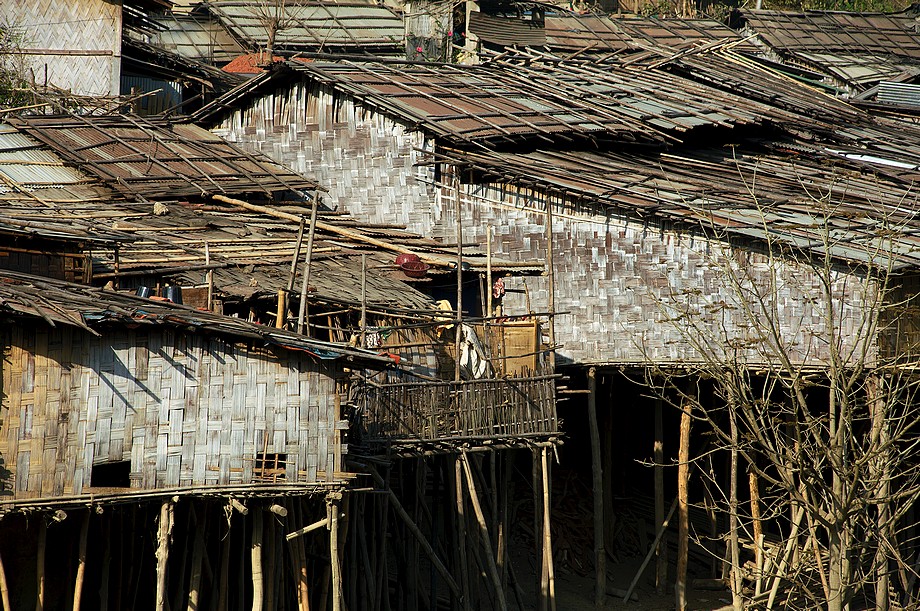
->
xmin=0 ymin=325 xmax=343 ymax=499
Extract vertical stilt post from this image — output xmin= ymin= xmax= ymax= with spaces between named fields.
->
xmin=156 ymin=500 xmax=175 ymax=611
xmin=541 ymin=447 xmax=556 ymax=611
xmin=73 ymin=510 xmax=90 ymax=611
xmin=587 ymin=368 xmax=605 ymax=607
xmin=532 ymin=449 xmax=543 ymax=611
xmin=36 ymin=518 xmax=47 ymax=611
xmin=188 ymin=507 xmax=207 ymax=611
xmin=461 ymin=453 xmax=507 ymax=611
xmin=329 ymin=495 xmax=343 ymax=611
xmin=456 ymin=456 xmax=471 ymax=611
xmin=675 ymin=405 xmax=691 ymax=611
xmin=296 ymin=198 xmax=319 ymax=335
xmin=654 ymin=398 xmax=667 ymax=595
xmin=252 ymin=509 xmax=264 ymax=611
xmin=0 ymin=533 xmax=11 ymax=611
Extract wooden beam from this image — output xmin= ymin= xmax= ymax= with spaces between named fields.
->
xmin=676 ymin=405 xmax=691 ymax=611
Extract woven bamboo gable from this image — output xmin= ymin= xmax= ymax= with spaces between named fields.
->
xmin=0 ymin=0 xmax=122 ymax=96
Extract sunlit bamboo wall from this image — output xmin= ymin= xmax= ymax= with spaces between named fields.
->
xmin=0 ymin=323 xmax=344 ymax=499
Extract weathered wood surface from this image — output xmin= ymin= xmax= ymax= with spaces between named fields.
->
xmin=0 ymin=324 xmax=343 ymax=499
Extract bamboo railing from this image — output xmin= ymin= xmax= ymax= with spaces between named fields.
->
xmin=357 ymin=374 xmax=558 ymax=442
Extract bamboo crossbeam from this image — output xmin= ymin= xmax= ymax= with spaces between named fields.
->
xmin=286 ymin=517 xmax=329 ymax=541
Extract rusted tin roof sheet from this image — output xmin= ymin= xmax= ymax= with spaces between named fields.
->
xmin=205 ymin=0 xmax=406 ymax=53
xmin=430 ymin=122 xmax=920 ymax=269
xmin=0 ymin=269 xmax=393 ymax=363
xmin=150 ymin=13 xmax=246 ymax=64
xmin=264 ymin=56 xmax=830 ymax=147
xmin=6 ymin=114 xmax=319 ymax=199
xmin=737 ymin=9 xmax=920 ymax=58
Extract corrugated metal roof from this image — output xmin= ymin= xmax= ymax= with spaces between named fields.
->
xmin=469 ymin=12 xmax=547 ymax=47
xmin=151 ymin=13 xmax=245 ymax=64
xmin=0 ymin=269 xmax=392 ymax=364
xmin=5 ymin=114 xmax=319 ymax=199
xmin=206 ymin=0 xmax=405 ymax=52
xmin=878 ymin=81 xmax=920 ymax=107
xmin=274 ymin=56 xmax=815 ymax=147
xmin=738 ymin=9 xmax=920 ymax=58
xmin=431 ymin=125 xmax=920 ymax=269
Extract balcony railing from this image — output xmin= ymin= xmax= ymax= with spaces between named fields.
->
xmin=356 ymin=373 xmax=558 ymax=444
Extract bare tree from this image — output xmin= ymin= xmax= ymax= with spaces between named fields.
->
xmin=634 ymin=170 xmax=920 ymax=610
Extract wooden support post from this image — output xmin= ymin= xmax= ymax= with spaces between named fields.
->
xmin=454 ymin=175 xmax=464 ymax=383
xmin=0 ymin=534 xmax=10 ymax=611
xmin=541 ymin=447 xmax=556 ymax=611
xmin=654 ymin=398 xmax=667 ymax=595
xmin=275 ymin=290 xmax=286 ymax=329
xmin=360 ymin=254 xmax=368 ymax=348
xmin=545 ymin=201 xmax=555 ymax=370
xmin=205 ymin=241 xmax=213 ymax=312
xmin=73 ymin=510 xmax=90 ymax=611
xmin=329 ymin=496 xmax=343 ymax=611
xmin=461 ymin=453 xmax=508 ymax=611
xmin=456 ymin=456 xmax=472 ymax=611
xmin=156 ymin=500 xmax=175 ymax=611
xmin=252 ymin=508 xmax=264 ymax=611
xmin=36 ymin=518 xmax=47 ymax=611
xmin=676 ymin=404 xmax=691 ymax=611
xmin=587 ymin=367 xmax=606 ymax=607
xmin=532 ymin=449 xmax=543 ymax=611
xmin=217 ymin=512 xmax=231 ymax=611
xmin=287 ymin=216 xmax=307 ymax=293
xmin=486 ymin=226 xmax=493 ymax=317
xmin=623 ymin=497 xmax=678 ymax=603
xmin=296 ymin=199 xmax=319 ymax=335
xmin=188 ymin=507 xmax=207 ymax=611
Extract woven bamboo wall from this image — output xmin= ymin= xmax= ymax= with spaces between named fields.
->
xmin=0 ymin=324 xmax=343 ymax=499
xmin=0 ymin=0 xmax=121 ymax=96
xmin=212 ymin=81 xmax=440 ymax=236
xmin=213 ymin=90 xmax=873 ymax=366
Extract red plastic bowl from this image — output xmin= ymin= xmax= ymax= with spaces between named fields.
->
xmin=400 ymin=260 xmax=430 ymax=278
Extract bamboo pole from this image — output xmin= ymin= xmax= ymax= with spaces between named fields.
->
xmin=623 ymin=497 xmax=678 ymax=603
xmin=287 ymin=216 xmax=307 ymax=292
xmin=486 ymin=226 xmax=493 ymax=317
xmin=329 ymin=497 xmax=343 ymax=611
xmin=455 ymin=174 xmax=464 ymax=383
xmin=461 ymin=453 xmax=508 ymax=611
xmin=36 ymin=519 xmax=47 ymax=611
xmin=217 ymin=514 xmax=231 ymax=611
xmin=188 ymin=508 xmax=207 ymax=611
xmin=587 ymin=368 xmax=605 ymax=607
xmin=0 ymin=534 xmax=11 ymax=611
xmin=296 ymin=199 xmax=319 ymax=335
xmin=72 ymin=510 xmax=90 ymax=611
xmin=252 ymin=509 xmax=264 ymax=611
xmin=541 ymin=447 xmax=556 ymax=611
xmin=205 ymin=241 xmax=213 ymax=311
xmin=275 ymin=290 xmax=286 ymax=328
xmin=360 ymin=254 xmax=368 ymax=348
xmin=654 ymin=398 xmax=667 ymax=595
xmin=533 ymin=449 xmax=543 ymax=611
xmin=155 ymin=500 xmax=175 ymax=611
xmin=213 ymin=194 xmax=455 ymax=266
xmin=456 ymin=456 xmax=472 ymax=611
xmin=676 ymin=404 xmax=691 ymax=611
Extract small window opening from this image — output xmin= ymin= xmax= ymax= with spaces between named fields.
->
xmin=91 ymin=460 xmax=131 ymax=488
xmin=254 ymin=453 xmax=287 ymax=482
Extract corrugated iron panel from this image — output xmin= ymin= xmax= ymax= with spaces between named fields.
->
xmin=878 ymin=81 xmax=920 ymax=107
xmin=468 ymin=12 xmax=546 ymax=47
